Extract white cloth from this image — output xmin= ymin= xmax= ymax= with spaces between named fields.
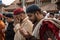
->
xmin=44 ymin=13 xmax=50 ymax=19
xmin=14 ymin=23 xmax=24 ymax=40
xmin=32 ymin=19 xmax=44 ymax=39
xmin=32 ymin=18 xmax=60 ymax=39
xmin=14 ymin=23 xmax=20 ymax=33
xmin=14 ymin=17 xmax=33 ymax=40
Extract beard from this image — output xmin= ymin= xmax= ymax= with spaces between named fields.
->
xmin=29 ymin=18 xmax=37 ymax=24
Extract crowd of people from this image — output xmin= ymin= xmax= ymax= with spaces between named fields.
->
xmin=0 ymin=2 xmax=60 ymax=40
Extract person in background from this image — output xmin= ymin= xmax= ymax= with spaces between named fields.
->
xmin=54 ymin=14 xmax=59 ymax=19
xmin=13 ymin=8 xmax=33 ymax=40
xmin=26 ymin=5 xmax=45 ymax=31
xmin=56 ymin=0 xmax=60 ymax=10
xmin=5 ymin=14 xmax=15 ymax=40
xmin=56 ymin=0 xmax=60 ymax=20
xmin=19 ymin=4 xmax=60 ymax=40
xmin=48 ymin=13 xmax=54 ymax=18
xmin=13 ymin=8 xmax=22 ymax=40
xmin=0 ymin=14 xmax=5 ymax=40
xmin=57 ymin=14 xmax=60 ymax=20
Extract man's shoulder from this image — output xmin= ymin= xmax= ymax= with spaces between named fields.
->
xmin=42 ymin=19 xmax=54 ymax=25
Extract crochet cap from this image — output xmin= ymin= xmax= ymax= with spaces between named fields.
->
xmin=13 ymin=8 xmax=24 ymax=15
xmin=26 ymin=4 xmax=40 ymax=13
xmin=5 ymin=14 xmax=13 ymax=18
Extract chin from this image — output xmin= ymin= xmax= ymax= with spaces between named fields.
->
xmin=30 ymin=20 xmax=34 ymax=23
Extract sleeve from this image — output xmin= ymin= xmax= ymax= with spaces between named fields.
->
xmin=23 ymin=20 xmax=33 ymax=34
xmin=14 ymin=23 xmax=20 ymax=33
xmin=0 ymin=20 xmax=5 ymax=30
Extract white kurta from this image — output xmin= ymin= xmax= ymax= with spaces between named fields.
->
xmin=14 ymin=17 xmax=33 ymax=40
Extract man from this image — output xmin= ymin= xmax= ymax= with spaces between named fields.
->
xmin=26 ymin=5 xmax=44 ymax=31
xmin=56 ymin=1 xmax=60 ymax=20
xmin=13 ymin=8 xmax=33 ymax=40
xmin=57 ymin=14 xmax=60 ymax=20
xmin=56 ymin=0 xmax=60 ymax=10
xmin=19 ymin=4 xmax=60 ymax=40
xmin=5 ymin=14 xmax=15 ymax=40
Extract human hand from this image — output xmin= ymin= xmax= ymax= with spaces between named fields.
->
xmin=19 ymin=27 xmax=31 ymax=38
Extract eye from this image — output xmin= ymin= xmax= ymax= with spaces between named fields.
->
xmin=28 ymin=15 xmax=32 ymax=17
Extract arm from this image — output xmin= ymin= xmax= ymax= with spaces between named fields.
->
xmin=19 ymin=27 xmax=39 ymax=40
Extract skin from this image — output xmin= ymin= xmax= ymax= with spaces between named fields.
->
xmin=13 ymin=15 xmax=20 ymax=23
xmin=19 ymin=11 xmax=53 ymax=40
xmin=13 ymin=12 xmax=27 ymax=25
xmin=6 ymin=17 xmax=13 ymax=23
xmin=18 ymin=13 xmax=26 ymax=23
xmin=27 ymin=13 xmax=36 ymax=23
xmin=57 ymin=15 xmax=60 ymax=20
xmin=19 ymin=11 xmax=44 ymax=37
xmin=27 ymin=11 xmax=44 ymax=24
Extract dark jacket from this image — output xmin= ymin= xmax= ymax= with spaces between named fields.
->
xmin=5 ymin=22 xmax=15 ymax=40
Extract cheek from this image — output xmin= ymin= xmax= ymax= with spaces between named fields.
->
xmin=19 ymin=15 xmax=24 ymax=20
xmin=7 ymin=19 xmax=10 ymax=22
xmin=30 ymin=16 xmax=35 ymax=21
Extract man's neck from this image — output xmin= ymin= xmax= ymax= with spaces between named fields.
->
xmin=37 ymin=16 xmax=44 ymax=22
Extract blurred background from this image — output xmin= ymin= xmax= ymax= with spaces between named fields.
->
xmin=0 ymin=0 xmax=60 ymax=14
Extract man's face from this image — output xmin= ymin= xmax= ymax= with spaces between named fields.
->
xmin=13 ymin=15 xmax=20 ymax=23
xmin=5 ymin=17 xmax=13 ymax=22
xmin=34 ymin=11 xmax=44 ymax=21
xmin=58 ymin=15 xmax=60 ymax=20
xmin=57 ymin=4 xmax=60 ymax=10
xmin=19 ymin=13 xmax=26 ymax=22
xmin=27 ymin=13 xmax=36 ymax=23
xmin=27 ymin=12 xmax=43 ymax=23
xmin=14 ymin=15 xmax=20 ymax=20
xmin=48 ymin=15 xmax=54 ymax=18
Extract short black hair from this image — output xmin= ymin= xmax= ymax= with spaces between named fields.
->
xmin=26 ymin=4 xmax=41 ymax=14
xmin=5 ymin=14 xmax=13 ymax=18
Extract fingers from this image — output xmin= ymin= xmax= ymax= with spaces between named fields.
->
xmin=19 ymin=28 xmax=29 ymax=37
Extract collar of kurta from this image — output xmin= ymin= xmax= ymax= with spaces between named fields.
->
xmin=22 ymin=17 xmax=29 ymax=23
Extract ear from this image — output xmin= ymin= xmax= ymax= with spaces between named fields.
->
xmin=35 ymin=12 xmax=39 ymax=17
xmin=35 ymin=11 xmax=39 ymax=16
xmin=36 ymin=11 xmax=39 ymax=15
xmin=36 ymin=11 xmax=40 ymax=15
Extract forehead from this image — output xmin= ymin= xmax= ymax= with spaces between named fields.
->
xmin=27 ymin=13 xmax=34 ymax=15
